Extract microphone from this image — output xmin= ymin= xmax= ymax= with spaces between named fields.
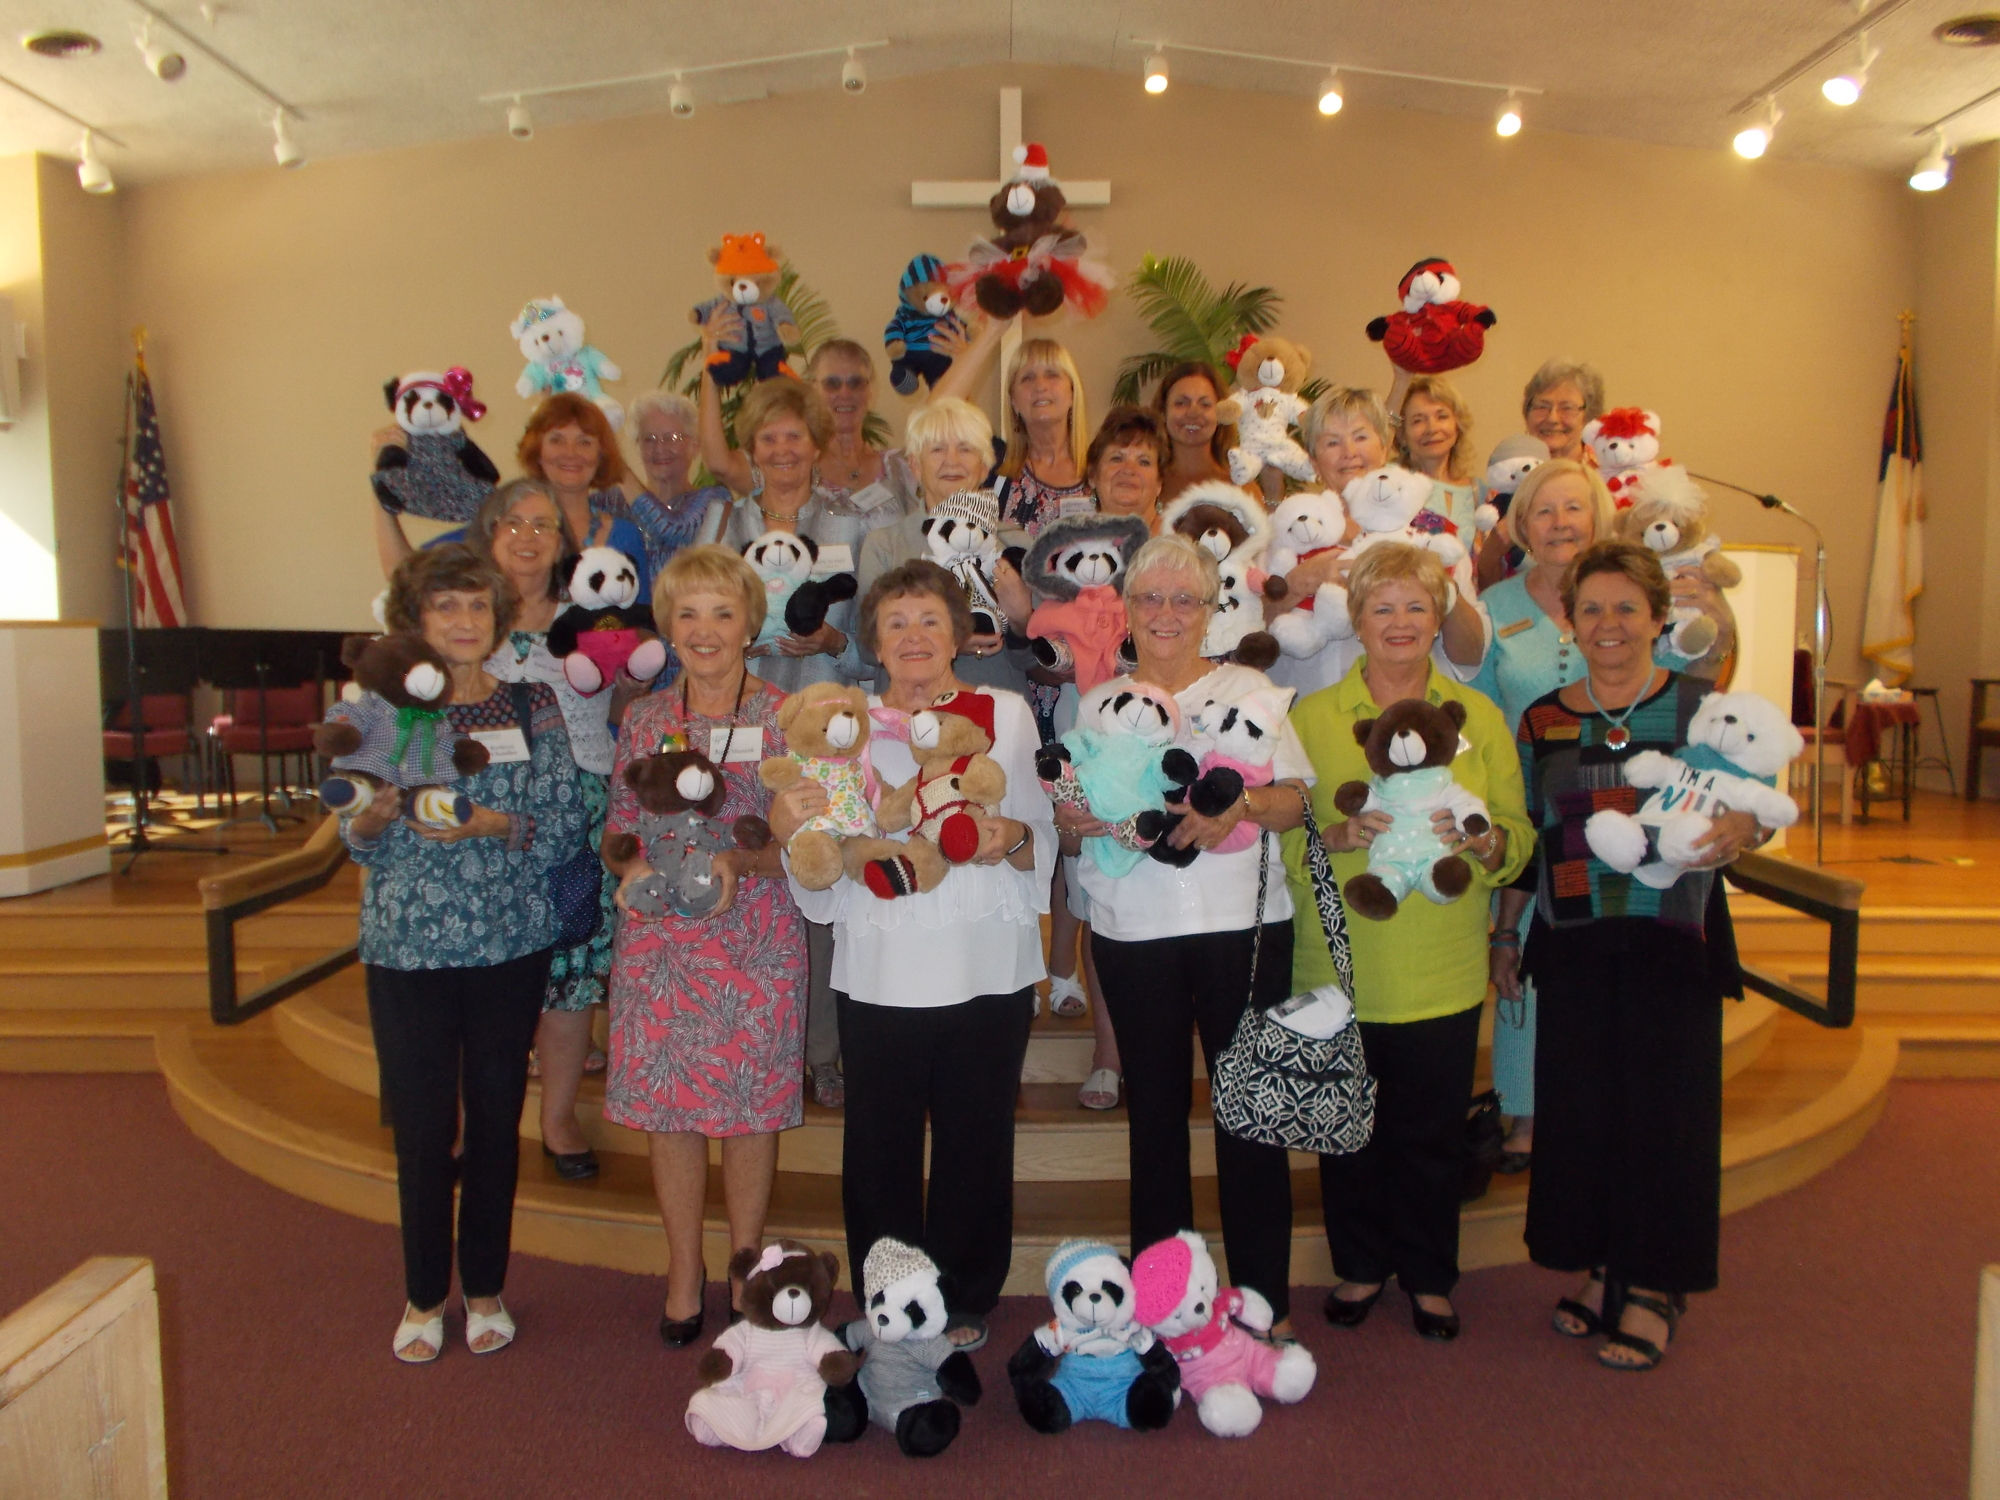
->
xmin=1689 ymin=471 xmax=1788 ymax=516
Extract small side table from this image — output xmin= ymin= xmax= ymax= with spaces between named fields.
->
xmin=1908 ymin=686 xmax=1956 ymax=795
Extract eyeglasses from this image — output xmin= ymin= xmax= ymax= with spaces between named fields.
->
xmin=820 ymin=374 xmax=869 ymax=393
xmin=1130 ymin=590 xmax=1212 ymax=614
xmin=1528 ymin=400 xmax=1585 ymax=419
xmin=638 ymin=432 xmax=691 ymax=448
xmin=499 ymin=518 xmax=561 ymax=537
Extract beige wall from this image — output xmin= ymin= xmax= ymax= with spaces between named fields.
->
xmin=118 ymin=63 xmax=1917 ymax=666
xmin=0 ymin=154 xmax=56 ymax=617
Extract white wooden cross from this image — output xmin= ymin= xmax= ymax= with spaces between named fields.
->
xmin=911 ymin=86 xmax=1111 ymax=393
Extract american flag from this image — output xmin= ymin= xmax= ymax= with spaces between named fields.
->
xmin=123 ymin=355 xmax=187 ymax=627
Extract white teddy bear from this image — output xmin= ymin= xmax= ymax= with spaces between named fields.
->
xmin=509 ymin=295 xmax=624 ymax=430
xmin=1584 ymin=691 xmax=1803 ymax=889
xmin=1341 ymin=464 xmax=1469 ymax=570
xmin=1262 ymin=490 xmax=1353 ymax=659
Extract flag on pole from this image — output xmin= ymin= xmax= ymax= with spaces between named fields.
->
xmin=1862 ymin=334 xmax=1923 ymax=686
xmin=122 ymin=344 xmax=188 ymax=628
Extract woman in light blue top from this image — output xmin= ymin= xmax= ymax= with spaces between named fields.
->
xmin=1396 ymin=374 xmax=1480 ymax=538
xmin=1470 ymin=458 xmax=1733 ymax=1166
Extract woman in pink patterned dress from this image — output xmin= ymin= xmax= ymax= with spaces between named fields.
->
xmin=602 ymin=544 xmax=806 ymax=1349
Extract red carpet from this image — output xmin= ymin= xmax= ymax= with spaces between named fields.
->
xmin=0 ymin=1072 xmax=1988 ymax=1498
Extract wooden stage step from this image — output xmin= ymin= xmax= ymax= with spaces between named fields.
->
xmin=1747 ymin=951 xmax=2000 ymax=1014
xmin=1731 ymin=896 xmax=2000 ymax=957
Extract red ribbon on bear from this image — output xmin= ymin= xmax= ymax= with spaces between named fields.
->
xmin=1222 ymin=332 xmax=1260 ymax=372
xmin=438 ymin=366 xmax=486 ymax=423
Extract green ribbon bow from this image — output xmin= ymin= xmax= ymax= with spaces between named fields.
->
xmin=391 ymin=704 xmax=447 ymax=778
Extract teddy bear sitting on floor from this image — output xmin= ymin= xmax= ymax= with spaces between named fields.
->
xmin=1333 ymin=698 xmax=1491 ymax=921
xmin=1007 ymin=1239 xmax=1180 ymax=1435
xmin=839 ymin=1237 xmax=983 ymax=1458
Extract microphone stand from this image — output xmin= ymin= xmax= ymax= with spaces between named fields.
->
xmin=1690 ymin=472 xmax=1829 ymax=867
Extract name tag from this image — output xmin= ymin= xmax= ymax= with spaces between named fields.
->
xmin=469 ymin=727 xmax=530 ymax=764
xmin=811 ymin=544 xmax=853 ymax=577
xmin=708 ymin=725 xmax=765 ymax=764
xmin=1497 ymin=618 xmax=1534 ymax=639
xmin=1057 ymin=495 xmax=1097 ymax=519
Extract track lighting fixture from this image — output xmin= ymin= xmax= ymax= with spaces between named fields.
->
xmin=1134 ymin=40 xmax=1538 ymax=123
xmin=1821 ymin=33 xmax=1879 ymax=106
xmin=841 ymin=48 xmax=866 ymax=94
xmin=1144 ymin=52 xmax=1169 ymax=94
xmin=1496 ymin=93 xmax=1522 ymax=136
xmin=271 ymin=110 xmax=304 ymax=168
xmin=1910 ymin=131 xmax=1952 ymax=191
xmin=1733 ymin=97 xmax=1781 ymax=159
xmin=133 ymin=19 xmax=185 ymax=81
xmin=77 ymin=131 xmax=114 ymax=194
xmin=1317 ymin=71 xmax=1343 ymax=115
xmin=670 ymin=78 xmax=694 ymax=117
xmin=507 ymin=97 xmax=532 ymax=138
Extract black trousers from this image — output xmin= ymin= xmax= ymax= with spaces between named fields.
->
xmin=1318 ymin=1004 xmax=1482 ymax=1298
xmin=366 ymin=950 xmax=551 ymax=1310
xmin=839 ymin=988 xmax=1035 ymax=1317
xmin=1525 ymin=919 xmax=1722 ymax=1294
xmin=1093 ymin=923 xmax=1296 ymax=1321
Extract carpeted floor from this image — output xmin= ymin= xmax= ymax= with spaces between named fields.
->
xmin=0 ymin=1073 xmax=1988 ymax=1499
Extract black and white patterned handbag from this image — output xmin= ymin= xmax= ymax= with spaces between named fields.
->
xmin=1210 ymin=798 xmax=1376 ymax=1157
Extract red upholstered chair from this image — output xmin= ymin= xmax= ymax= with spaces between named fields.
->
xmin=103 ymin=694 xmax=205 ymax=815
xmin=210 ymin=684 xmax=323 ymax=811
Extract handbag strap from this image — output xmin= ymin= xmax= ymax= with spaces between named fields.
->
xmin=1245 ymin=790 xmax=1355 ymax=1010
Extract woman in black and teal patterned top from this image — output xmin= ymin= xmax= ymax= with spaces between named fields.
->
xmin=343 ymin=545 xmax=586 ymax=1365
xmin=1499 ymin=540 xmax=1775 ymax=1373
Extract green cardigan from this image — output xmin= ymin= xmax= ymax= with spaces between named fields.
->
xmin=1282 ymin=660 xmax=1534 ymax=1025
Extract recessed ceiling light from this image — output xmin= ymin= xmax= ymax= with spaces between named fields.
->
xmin=1935 ymin=14 xmax=2000 ymax=46
xmin=22 ymin=29 xmax=102 ymax=59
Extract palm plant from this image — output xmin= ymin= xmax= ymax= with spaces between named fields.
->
xmin=1111 ymin=255 xmax=1284 ymax=406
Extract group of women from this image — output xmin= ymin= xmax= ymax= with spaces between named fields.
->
xmin=350 ymin=311 xmax=1769 ymax=1385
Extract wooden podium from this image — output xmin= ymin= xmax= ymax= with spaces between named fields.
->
xmin=0 ymin=622 xmax=109 ymax=897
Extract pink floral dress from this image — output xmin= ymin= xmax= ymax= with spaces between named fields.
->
xmin=604 ymin=682 xmax=806 ymax=1136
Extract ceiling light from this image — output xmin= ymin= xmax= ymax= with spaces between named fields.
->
xmin=133 ymin=19 xmax=185 ymax=81
xmin=1733 ymin=97 xmax=1781 ymax=159
xmin=1496 ymin=93 xmax=1523 ymax=136
xmin=1317 ymin=70 xmax=1343 ymax=115
xmin=841 ymin=48 xmax=866 ymax=93
xmin=1144 ymin=52 xmax=1169 ymax=94
xmin=669 ymin=78 xmax=694 ymax=117
xmin=23 ymin=29 xmax=101 ymax=59
xmin=506 ymin=97 xmax=532 ymax=139
xmin=1911 ymin=131 xmax=1952 ymax=190
xmin=1935 ymin=13 xmax=2000 ymax=46
xmin=1821 ymin=33 xmax=1877 ymax=105
xmin=76 ymin=132 xmax=113 ymax=194
xmin=271 ymin=111 xmax=304 ymax=168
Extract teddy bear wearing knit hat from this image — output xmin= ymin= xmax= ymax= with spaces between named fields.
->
xmin=838 ymin=1237 xmax=983 ymax=1458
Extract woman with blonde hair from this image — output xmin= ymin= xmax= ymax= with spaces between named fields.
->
xmin=933 ymin=320 xmax=1092 ymax=536
xmin=1395 ymin=374 xmax=1480 ymax=536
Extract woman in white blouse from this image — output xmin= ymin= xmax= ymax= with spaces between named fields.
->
xmin=768 ymin=558 xmax=1055 ymax=1349
xmin=1064 ymin=534 xmax=1311 ymax=1335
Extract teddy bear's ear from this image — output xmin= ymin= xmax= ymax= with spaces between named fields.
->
xmin=727 ymin=1245 xmax=763 ymax=1282
xmin=800 ymin=534 xmax=820 ymax=562
xmin=818 ymin=1250 xmax=841 ymax=1288
xmin=341 ymin=634 xmax=373 ymax=668
xmin=1442 ymin=700 xmax=1467 ymax=730
xmin=1352 ymin=717 xmax=1377 ymax=746
xmin=382 ymin=377 xmax=401 ymax=412
xmin=776 ymin=694 xmax=803 ymax=731
xmin=707 ymin=244 xmax=723 ymax=268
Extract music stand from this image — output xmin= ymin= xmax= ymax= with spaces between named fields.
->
xmin=100 ymin=627 xmax=227 ymax=872
xmin=203 ymin=629 xmax=341 ymax=834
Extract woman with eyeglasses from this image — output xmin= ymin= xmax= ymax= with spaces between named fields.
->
xmin=1521 ymin=360 xmax=1606 ymax=466
xmin=622 ymin=389 xmax=731 ymax=580
xmin=1063 ymin=533 xmax=1312 ymax=1336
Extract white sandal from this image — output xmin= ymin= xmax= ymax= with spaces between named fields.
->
xmin=464 ymin=1299 xmax=516 ymax=1355
xmin=393 ymin=1305 xmax=444 ymax=1364
xmin=1078 ymin=1067 xmax=1121 ymax=1111
xmin=1047 ymin=973 xmax=1089 ymax=1019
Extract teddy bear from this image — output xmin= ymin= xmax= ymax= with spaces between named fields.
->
xmin=369 ymin=369 xmax=499 ymax=521
xmin=1583 ymin=407 xmax=1682 ymax=510
xmin=509 ymin=296 xmax=623 ymax=429
xmin=1584 ymin=691 xmax=1802 ymax=889
xmin=1036 ymin=680 xmax=1201 ymax=877
xmin=1007 ymin=1239 xmax=1181 ymax=1435
xmin=690 ymin=232 xmax=801 ymax=389
xmin=1260 ymin=489 xmax=1353 ymax=660
xmin=867 ymin=691 xmax=1008 ymax=899
xmin=1473 ymin=432 xmax=1550 ymax=537
xmin=883 ymin=253 xmax=967 ymax=396
xmin=838 ymin=1237 xmax=983 ymax=1458
xmin=1365 ymin=257 xmax=1496 ymax=374
xmin=1216 ymin=336 xmax=1316 ymax=488
xmin=1332 ymin=698 xmax=1493 ymax=921
xmin=545 ymin=546 xmax=668 ymax=697
xmin=919 ymin=490 xmax=1026 ymax=638
xmin=949 ymin=143 xmax=1112 ymax=321
xmin=1342 ymin=464 xmax=1470 ymax=572
xmin=1180 ymin=687 xmax=1298 ymax=855
xmin=1022 ymin=513 xmax=1150 ymax=693
xmin=1612 ymin=472 xmax=1742 ymax=658
xmin=1162 ymin=481 xmax=1285 ymax=669
xmin=316 ymin=633 xmax=490 ymax=820
xmin=603 ymin=745 xmax=773 ymax=919
xmin=741 ymin=531 xmax=859 ymax=651
xmin=759 ymin=683 xmax=881 ymax=891
xmin=1130 ymin=1230 xmax=1317 ymax=1438
xmin=686 ymin=1240 xmax=861 ymax=1458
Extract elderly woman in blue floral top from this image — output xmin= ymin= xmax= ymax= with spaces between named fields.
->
xmin=343 ymin=544 xmax=585 ymax=1365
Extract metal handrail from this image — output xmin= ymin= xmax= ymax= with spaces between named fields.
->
xmin=197 ymin=816 xmax=356 ymax=1025
xmin=1725 ymin=850 xmax=1865 ymax=1028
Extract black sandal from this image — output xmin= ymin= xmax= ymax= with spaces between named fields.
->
xmin=1597 ymin=1291 xmax=1683 ymax=1372
xmin=1552 ymin=1269 xmax=1607 ymax=1339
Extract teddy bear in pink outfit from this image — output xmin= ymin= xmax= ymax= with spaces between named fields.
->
xmin=1130 ymin=1230 xmax=1317 ymax=1437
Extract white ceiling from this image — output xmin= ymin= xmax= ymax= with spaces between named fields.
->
xmin=0 ymin=0 xmax=1995 ymax=184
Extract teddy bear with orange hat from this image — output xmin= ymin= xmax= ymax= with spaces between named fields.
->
xmin=691 ymin=232 xmax=801 ymax=388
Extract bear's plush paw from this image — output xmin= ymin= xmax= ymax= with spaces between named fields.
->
xmin=1429 ymin=856 xmax=1473 ymax=901
xmin=1233 ymin=630 xmax=1281 ymax=672
xmin=1584 ymin=810 xmax=1650 ymax=873
xmin=821 ymin=1380 xmax=869 ymax=1444
xmin=895 ymin=1399 xmax=962 ymax=1458
xmin=1270 ymin=1342 xmax=1318 ymax=1404
xmin=1344 ymin=872 xmax=1400 ymax=921
xmin=1188 ymin=767 xmax=1245 ymax=819
xmin=626 ymin=636 xmax=668 ymax=683
xmin=562 ymin=653 xmax=606 ymax=696
xmin=1332 ymin=780 xmax=1372 ymax=818
xmin=1196 ymin=1383 xmax=1264 ymax=1439
xmin=1126 ymin=1370 xmax=1180 ymax=1432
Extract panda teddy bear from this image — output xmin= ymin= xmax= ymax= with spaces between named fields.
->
xmin=316 ymin=633 xmax=490 ymax=827
xmin=509 ymin=296 xmax=623 ymax=429
xmin=1365 ymin=257 xmax=1497 ymax=375
xmin=1007 ymin=1239 xmax=1180 ymax=1435
xmin=838 ymin=1237 xmax=983 ymax=1458
xmin=1022 ymin=513 xmax=1149 ymax=693
xmin=1262 ymin=489 xmax=1354 ymax=660
xmin=1473 ymin=432 xmax=1550 ymax=537
xmin=369 ymin=369 xmax=499 ymax=522
xmin=691 ymin=232 xmax=801 ymax=389
xmin=1216 ymin=336 xmax=1316 ymax=488
xmin=1584 ymin=691 xmax=1801 ymax=889
xmin=883 ymin=253 xmax=966 ymax=396
xmin=603 ymin=744 xmax=773 ymax=919
xmin=1162 ymin=481 xmax=1285 ymax=669
xmin=741 ymin=531 xmax=859 ymax=652
xmin=1332 ymin=698 xmax=1492 ymax=921
xmin=1036 ymin=680 xmax=1201 ymax=877
xmin=546 ymin=547 xmax=668 ymax=696
xmin=1181 ymin=688 xmax=1297 ymax=855
xmin=919 ymin=490 xmax=1025 ymax=638
xmin=1612 ymin=472 xmax=1741 ymax=658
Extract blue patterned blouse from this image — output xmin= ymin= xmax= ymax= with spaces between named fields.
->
xmin=343 ymin=681 xmax=586 ymax=970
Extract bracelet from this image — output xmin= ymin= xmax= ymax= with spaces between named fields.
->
xmin=1004 ymin=825 xmax=1033 ymax=858
xmin=1489 ymin=931 xmax=1520 ymax=948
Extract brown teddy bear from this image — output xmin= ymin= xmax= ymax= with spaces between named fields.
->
xmin=689 ymin=231 xmax=801 ymax=388
xmin=864 ymin=692 xmax=1008 ymax=899
xmin=315 ymin=633 xmax=490 ymax=819
xmin=1612 ymin=477 xmax=1740 ymax=659
xmin=1161 ymin=481 xmax=1287 ymax=669
xmin=759 ymin=683 xmax=881 ymax=891
xmin=686 ymin=1239 xmax=863 ymax=1457
xmin=956 ymin=144 xmax=1112 ymax=321
xmin=1332 ymin=699 xmax=1492 ymax=921
xmin=1217 ymin=336 xmax=1316 ymax=488
xmin=602 ymin=747 xmax=772 ymax=919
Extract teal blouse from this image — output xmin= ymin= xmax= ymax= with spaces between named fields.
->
xmin=1471 ymin=572 xmax=1696 ymax=733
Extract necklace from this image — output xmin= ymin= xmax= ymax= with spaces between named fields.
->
xmin=1583 ymin=672 xmax=1651 ymax=751
xmin=680 ymin=666 xmax=749 ymax=765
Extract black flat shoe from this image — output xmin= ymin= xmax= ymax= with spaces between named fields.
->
xmin=541 ymin=1142 xmax=600 ymax=1181
xmin=1408 ymin=1291 xmax=1461 ymax=1342
xmin=1322 ymin=1283 xmax=1384 ymax=1328
xmin=1495 ymin=1149 xmax=1532 ymax=1175
xmin=659 ymin=1305 xmax=705 ymax=1348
